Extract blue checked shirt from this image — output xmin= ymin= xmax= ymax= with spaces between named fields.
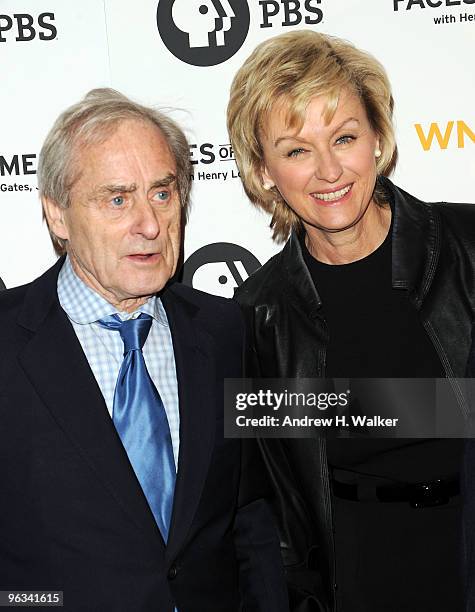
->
xmin=57 ymin=256 xmax=180 ymax=467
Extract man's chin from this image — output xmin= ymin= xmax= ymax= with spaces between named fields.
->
xmin=124 ymin=277 xmax=171 ymax=299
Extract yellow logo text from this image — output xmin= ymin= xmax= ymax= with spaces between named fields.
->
xmin=414 ymin=121 xmax=475 ymax=150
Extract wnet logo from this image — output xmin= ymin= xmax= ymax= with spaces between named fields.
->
xmin=414 ymin=120 xmax=475 ymax=150
xmin=157 ymin=0 xmax=250 ymax=66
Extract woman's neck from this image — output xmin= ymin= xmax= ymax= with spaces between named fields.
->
xmin=305 ymin=202 xmax=392 ymax=265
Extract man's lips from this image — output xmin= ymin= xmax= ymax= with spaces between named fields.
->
xmin=126 ymin=253 xmax=160 ymax=262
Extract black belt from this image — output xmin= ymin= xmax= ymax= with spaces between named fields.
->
xmin=332 ymin=477 xmax=459 ymax=508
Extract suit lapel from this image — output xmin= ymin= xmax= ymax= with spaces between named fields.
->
xmin=161 ymin=286 xmax=216 ymax=562
xmin=17 ymin=261 xmax=163 ymax=546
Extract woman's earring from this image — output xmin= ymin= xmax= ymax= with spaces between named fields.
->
xmin=375 ymin=149 xmax=382 ymax=158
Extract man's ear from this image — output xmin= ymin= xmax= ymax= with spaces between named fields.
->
xmin=42 ymin=197 xmax=70 ymax=241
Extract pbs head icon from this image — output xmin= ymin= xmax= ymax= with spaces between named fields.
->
xmin=181 ymin=243 xmax=261 ymax=298
xmin=173 ymin=0 xmax=235 ymax=48
xmin=157 ymin=0 xmax=250 ymax=66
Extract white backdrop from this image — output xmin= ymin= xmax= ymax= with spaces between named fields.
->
xmin=1 ymin=0 xmax=473 ymax=294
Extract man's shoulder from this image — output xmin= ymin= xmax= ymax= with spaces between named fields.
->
xmin=166 ymin=281 xmax=244 ymax=333
xmin=0 ymin=281 xmax=32 ymax=318
xmin=0 ymin=259 xmax=63 ymax=329
xmin=0 ymin=282 xmax=39 ymax=373
xmin=168 ymin=280 xmax=239 ymax=311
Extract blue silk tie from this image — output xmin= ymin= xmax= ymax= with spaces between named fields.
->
xmin=98 ymin=313 xmax=176 ymax=542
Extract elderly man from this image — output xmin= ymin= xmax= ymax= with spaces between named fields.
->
xmin=0 ymin=89 xmax=287 ymax=612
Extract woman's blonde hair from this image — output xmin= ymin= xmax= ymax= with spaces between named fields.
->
xmin=227 ymin=30 xmax=397 ymax=242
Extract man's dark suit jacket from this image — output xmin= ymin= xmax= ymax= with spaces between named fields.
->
xmin=0 ymin=258 xmax=286 ymax=612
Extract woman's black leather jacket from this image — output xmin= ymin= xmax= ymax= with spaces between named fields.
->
xmin=234 ymin=177 xmax=475 ymax=611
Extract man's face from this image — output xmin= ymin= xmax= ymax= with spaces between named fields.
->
xmin=46 ymin=119 xmax=182 ymax=311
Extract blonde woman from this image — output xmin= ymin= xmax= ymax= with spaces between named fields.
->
xmin=228 ymin=30 xmax=474 ymax=612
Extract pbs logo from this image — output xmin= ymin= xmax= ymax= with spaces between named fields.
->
xmin=157 ymin=0 xmax=250 ymax=66
xmin=182 ymin=243 xmax=261 ymax=297
xmin=0 ymin=13 xmax=56 ymax=42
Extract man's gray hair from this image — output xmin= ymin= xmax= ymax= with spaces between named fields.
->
xmin=38 ymin=88 xmax=192 ymax=256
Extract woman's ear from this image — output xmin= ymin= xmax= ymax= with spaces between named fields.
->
xmin=261 ymin=165 xmax=275 ymax=190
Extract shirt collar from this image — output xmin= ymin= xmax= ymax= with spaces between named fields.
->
xmin=57 ymin=255 xmax=168 ymax=326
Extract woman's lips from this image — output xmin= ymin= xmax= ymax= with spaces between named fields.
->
xmin=310 ymin=183 xmax=353 ymax=205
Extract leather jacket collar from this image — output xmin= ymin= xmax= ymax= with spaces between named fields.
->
xmin=280 ymin=176 xmax=440 ymax=314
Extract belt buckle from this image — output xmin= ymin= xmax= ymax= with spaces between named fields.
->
xmin=408 ymin=479 xmax=449 ymax=509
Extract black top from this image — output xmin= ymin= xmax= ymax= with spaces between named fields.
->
xmin=301 ymin=227 xmax=443 ymax=379
xmin=302 ymin=226 xmax=462 ymax=611
xmin=300 ymin=230 xmax=462 ymax=479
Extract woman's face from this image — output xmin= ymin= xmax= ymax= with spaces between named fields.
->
xmin=260 ymin=89 xmax=380 ymax=234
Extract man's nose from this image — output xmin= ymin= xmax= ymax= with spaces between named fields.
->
xmin=313 ymin=150 xmax=343 ymax=183
xmin=132 ymin=199 xmax=160 ymax=239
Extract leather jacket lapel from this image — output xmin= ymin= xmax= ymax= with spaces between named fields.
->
xmin=387 ymin=176 xmax=439 ymax=306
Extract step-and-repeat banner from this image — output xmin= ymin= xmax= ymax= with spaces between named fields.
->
xmin=1 ymin=0 xmax=474 ymax=293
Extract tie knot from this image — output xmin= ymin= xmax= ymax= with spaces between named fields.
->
xmin=120 ymin=315 xmax=153 ymax=353
xmin=97 ymin=313 xmax=153 ymax=354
